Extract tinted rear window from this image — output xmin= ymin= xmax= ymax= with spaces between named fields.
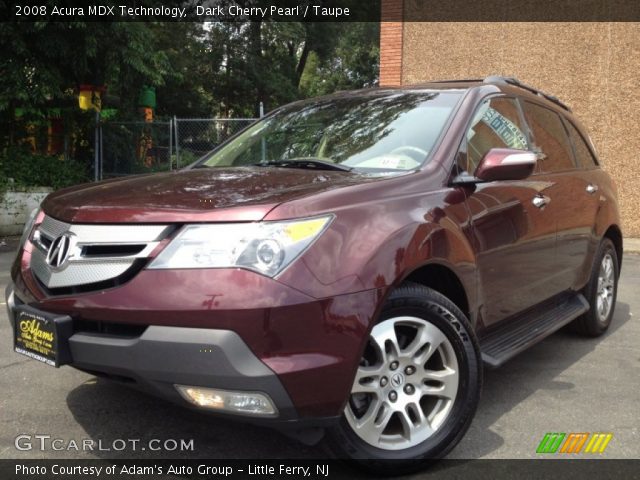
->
xmin=566 ymin=120 xmax=598 ymax=169
xmin=523 ymin=102 xmax=575 ymax=173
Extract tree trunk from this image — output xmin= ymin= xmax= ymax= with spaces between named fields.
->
xmin=249 ymin=20 xmax=264 ymax=117
xmin=295 ymin=41 xmax=310 ymax=88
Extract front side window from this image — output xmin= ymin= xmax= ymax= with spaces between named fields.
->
xmin=198 ymin=91 xmax=461 ymax=173
xmin=457 ymin=97 xmax=529 ymax=175
xmin=523 ymin=102 xmax=575 ymax=173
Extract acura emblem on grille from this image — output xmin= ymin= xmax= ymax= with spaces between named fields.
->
xmin=46 ymin=233 xmax=74 ymax=268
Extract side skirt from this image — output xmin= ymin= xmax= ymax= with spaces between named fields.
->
xmin=479 ymin=292 xmax=589 ymax=368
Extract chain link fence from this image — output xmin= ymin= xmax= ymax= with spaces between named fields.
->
xmin=98 ymin=117 xmax=257 ymax=179
xmin=173 ymin=118 xmax=256 ymax=168
xmin=100 ymin=121 xmax=172 ymax=178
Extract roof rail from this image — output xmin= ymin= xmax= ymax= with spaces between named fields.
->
xmin=483 ymin=76 xmax=571 ymax=112
xmin=427 ymin=79 xmax=484 ymax=84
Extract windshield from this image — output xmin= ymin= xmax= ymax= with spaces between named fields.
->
xmin=197 ymin=91 xmax=461 ymax=172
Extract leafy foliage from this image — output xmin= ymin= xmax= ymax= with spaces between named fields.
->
xmin=1 ymin=18 xmax=379 ymax=120
xmin=1 ymin=146 xmax=90 ymax=191
xmin=0 ymin=16 xmax=379 ymax=187
xmin=300 ymin=23 xmax=380 ymax=97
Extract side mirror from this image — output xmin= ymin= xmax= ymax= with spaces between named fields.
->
xmin=474 ymin=148 xmax=537 ymax=182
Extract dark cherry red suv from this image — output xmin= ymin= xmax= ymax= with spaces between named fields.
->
xmin=7 ymin=77 xmax=622 ymax=470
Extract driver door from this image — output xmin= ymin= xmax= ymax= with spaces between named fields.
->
xmin=458 ymin=96 xmax=557 ymax=327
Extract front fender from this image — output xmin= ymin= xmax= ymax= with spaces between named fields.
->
xmin=275 ymin=190 xmax=479 ymax=312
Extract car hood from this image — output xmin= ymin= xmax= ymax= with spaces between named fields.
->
xmin=42 ymin=167 xmax=371 ymax=223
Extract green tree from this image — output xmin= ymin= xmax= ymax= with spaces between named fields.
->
xmin=153 ymin=22 xmax=213 ymax=119
xmin=0 ymin=15 xmax=380 ymax=183
xmin=300 ymin=22 xmax=380 ymax=97
xmin=203 ymin=20 xmax=372 ymax=117
xmin=0 ymin=21 xmax=172 ymax=115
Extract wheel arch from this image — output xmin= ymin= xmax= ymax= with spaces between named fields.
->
xmin=355 ymin=261 xmax=475 ymax=385
xmin=400 ymin=262 xmax=472 ymax=323
xmin=603 ymin=224 xmax=623 ymax=272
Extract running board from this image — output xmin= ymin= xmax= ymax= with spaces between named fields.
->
xmin=479 ymin=293 xmax=589 ymax=368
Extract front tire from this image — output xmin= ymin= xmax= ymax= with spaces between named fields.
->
xmin=572 ymin=238 xmax=619 ymax=337
xmin=325 ymin=283 xmax=482 ymax=473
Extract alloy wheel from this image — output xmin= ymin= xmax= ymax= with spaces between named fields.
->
xmin=345 ymin=316 xmax=459 ymax=450
xmin=596 ymin=252 xmax=615 ymax=322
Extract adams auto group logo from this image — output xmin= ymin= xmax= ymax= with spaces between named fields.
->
xmin=536 ymin=432 xmax=613 ymax=454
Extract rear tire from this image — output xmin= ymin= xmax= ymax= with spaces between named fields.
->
xmin=324 ymin=283 xmax=481 ymax=474
xmin=572 ymin=238 xmax=619 ymax=337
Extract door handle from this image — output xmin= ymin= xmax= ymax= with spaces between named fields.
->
xmin=532 ymin=195 xmax=548 ymax=208
xmin=586 ymin=183 xmax=598 ymax=194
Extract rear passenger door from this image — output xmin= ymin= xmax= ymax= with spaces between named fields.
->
xmin=521 ymin=101 xmax=599 ymax=293
xmin=459 ymin=97 xmax=557 ymax=326
xmin=562 ymin=119 xmax=602 ymax=287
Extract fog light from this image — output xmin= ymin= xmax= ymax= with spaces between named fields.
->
xmin=175 ymin=385 xmax=277 ymax=416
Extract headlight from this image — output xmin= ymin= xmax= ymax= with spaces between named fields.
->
xmin=148 ymin=215 xmax=333 ymax=277
xmin=18 ymin=207 xmax=40 ymax=250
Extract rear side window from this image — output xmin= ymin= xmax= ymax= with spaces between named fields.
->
xmin=457 ymin=97 xmax=529 ymax=175
xmin=566 ymin=121 xmax=598 ymax=169
xmin=523 ymin=102 xmax=575 ymax=173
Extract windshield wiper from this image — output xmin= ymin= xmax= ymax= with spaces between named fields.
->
xmin=254 ymin=157 xmax=352 ymax=172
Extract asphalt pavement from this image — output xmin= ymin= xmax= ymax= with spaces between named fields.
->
xmin=0 ymin=247 xmax=638 ymax=463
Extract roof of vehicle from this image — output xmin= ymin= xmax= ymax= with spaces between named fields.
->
xmin=401 ymin=76 xmax=572 ymax=112
xmin=279 ymin=76 xmax=572 ymax=127
xmin=316 ymin=76 xmax=570 ymax=117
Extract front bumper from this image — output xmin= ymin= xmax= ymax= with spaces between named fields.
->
xmin=71 ymin=325 xmax=299 ymax=420
xmin=5 ymin=284 xmax=297 ymax=421
xmin=5 ymin=283 xmax=16 ymax=327
xmin=7 ymin=267 xmax=382 ymax=421
xmin=7 ymin=281 xmax=296 ymax=420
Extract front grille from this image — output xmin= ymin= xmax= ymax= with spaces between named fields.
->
xmin=34 ymin=259 xmax=148 ymax=296
xmin=82 ymin=244 xmax=146 ymax=257
xmin=29 ymin=214 xmax=173 ymax=293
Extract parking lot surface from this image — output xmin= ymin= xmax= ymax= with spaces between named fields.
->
xmin=1 ymin=247 xmax=638 ymax=461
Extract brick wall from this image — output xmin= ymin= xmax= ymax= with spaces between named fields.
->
xmin=378 ymin=13 xmax=640 ymax=237
xmin=379 ymin=0 xmax=404 ymax=86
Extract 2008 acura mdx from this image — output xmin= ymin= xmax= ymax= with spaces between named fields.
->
xmin=7 ymin=76 xmax=622 ymax=470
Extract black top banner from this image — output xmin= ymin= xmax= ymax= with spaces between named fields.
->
xmin=2 ymin=0 xmax=640 ymax=22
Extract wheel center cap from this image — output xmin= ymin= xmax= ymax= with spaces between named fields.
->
xmin=390 ymin=372 xmax=405 ymax=388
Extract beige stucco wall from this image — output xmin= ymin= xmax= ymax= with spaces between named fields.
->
xmin=401 ymin=22 xmax=640 ymax=237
